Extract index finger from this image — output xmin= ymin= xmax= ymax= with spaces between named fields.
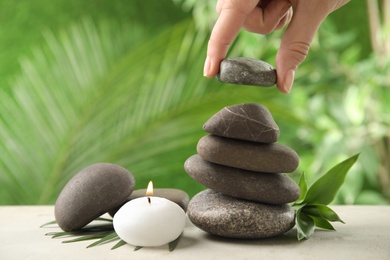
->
xmin=204 ymin=0 xmax=259 ymax=77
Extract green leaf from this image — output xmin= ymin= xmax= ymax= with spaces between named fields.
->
xmin=294 ymin=171 xmax=308 ymax=204
xmin=296 ymin=209 xmax=315 ymax=241
xmin=95 ymin=217 xmax=113 ymax=223
xmin=168 ymin=233 xmax=182 ymax=252
xmin=304 ymin=205 xmax=345 ymax=223
xmin=62 ymin=234 xmax=108 ymax=243
xmin=111 ymin=240 xmax=127 ymax=250
xmin=309 ymin=215 xmax=335 ymax=231
xmin=40 ymin=220 xmax=57 ymax=227
xmin=303 ymin=154 xmax=360 ymax=205
xmin=87 ymin=232 xmax=118 ymax=248
xmin=134 ymin=246 xmax=143 ymax=251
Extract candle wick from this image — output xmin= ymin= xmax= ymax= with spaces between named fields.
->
xmin=148 ymin=197 xmax=151 ymax=204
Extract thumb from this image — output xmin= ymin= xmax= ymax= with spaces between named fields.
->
xmin=276 ymin=1 xmax=329 ymax=94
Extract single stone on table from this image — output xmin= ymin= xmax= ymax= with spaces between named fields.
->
xmin=187 ymin=189 xmax=296 ymax=239
xmin=184 ymin=155 xmax=300 ymax=204
xmin=216 ymin=57 xmax=277 ymax=86
xmin=109 ymin=188 xmax=190 ymax=216
xmin=55 ymin=163 xmax=135 ymax=232
xmin=197 ymin=135 xmax=299 ymax=173
xmin=203 ymin=103 xmax=280 ymax=143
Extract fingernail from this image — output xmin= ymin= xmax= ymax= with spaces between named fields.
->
xmin=283 ymin=69 xmax=295 ymax=94
xmin=203 ymin=56 xmax=210 ymax=77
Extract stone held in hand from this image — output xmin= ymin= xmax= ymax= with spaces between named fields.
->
xmin=187 ymin=189 xmax=296 ymax=239
xmin=197 ymin=135 xmax=299 ymax=173
xmin=184 ymin=155 xmax=300 ymax=204
xmin=54 ymin=163 xmax=135 ymax=232
xmin=203 ymin=103 xmax=280 ymax=143
xmin=216 ymin=57 xmax=277 ymax=86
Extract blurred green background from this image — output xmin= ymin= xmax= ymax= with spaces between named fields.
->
xmin=0 ymin=0 xmax=389 ymax=205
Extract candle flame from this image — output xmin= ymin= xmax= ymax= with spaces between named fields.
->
xmin=146 ymin=181 xmax=153 ymax=196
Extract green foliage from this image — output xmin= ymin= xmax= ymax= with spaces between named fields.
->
xmin=0 ymin=0 xmax=389 ymax=206
xmin=42 ymin=218 xmax=182 ymax=251
xmin=293 ymin=154 xmax=360 ymax=240
xmin=0 ymin=15 xmax=288 ymax=204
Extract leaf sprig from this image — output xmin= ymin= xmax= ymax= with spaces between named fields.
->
xmin=41 ymin=218 xmax=182 ymax=251
xmin=292 ymin=153 xmax=360 ymax=240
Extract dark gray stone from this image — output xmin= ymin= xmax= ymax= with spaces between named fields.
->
xmin=197 ymin=135 xmax=299 ymax=173
xmin=216 ymin=58 xmax=276 ymax=86
xmin=110 ymin=188 xmax=190 ymax=216
xmin=55 ymin=163 xmax=135 ymax=231
xmin=203 ymin=103 xmax=279 ymax=143
xmin=187 ymin=189 xmax=295 ymax=239
xmin=184 ymin=155 xmax=300 ymax=204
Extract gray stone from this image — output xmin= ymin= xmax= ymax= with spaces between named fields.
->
xmin=110 ymin=188 xmax=190 ymax=216
xmin=216 ymin=58 xmax=276 ymax=86
xmin=187 ymin=189 xmax=295 ymax=239
xmin=184 ymin=155 xmax=300 ymax=204
xmin=203 ymin=103 xmax=279 ymax=143
xmin=197 ymin=135 xmax=299 ymax=173
xmin=55 ymin=163 xmax=135 ymax=231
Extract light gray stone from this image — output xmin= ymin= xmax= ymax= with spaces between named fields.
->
xmin=203 ymin=103 xmax=279 ymax=143
xmin=184 ymin=155 xmax=300 ymax=204
xmin=187 ymin=189 xmax=296 ymax=239
xmin=55 ymin=163 xmax=135 ymax=231
xmin=197 ymin=135 xmax=299 ymax=173
xmin=216 ymin=58 xmax=276 ymax=86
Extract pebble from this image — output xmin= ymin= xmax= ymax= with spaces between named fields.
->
xmin=197 ymin=135 xmax=299 ymax=173
xmin=54 ymin=163 xmax=135 ymax=231
xmin=184 ymin=155 xmax=300 ymax=204
xmin=203 ymin=103 xmax=280 ymax=143
xmin=216 ymin=58 xmax=277 ymax=86
xmin=187 ymin=189 xmax=296 ymax=239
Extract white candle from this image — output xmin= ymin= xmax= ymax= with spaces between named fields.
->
xmin=113 ymin=181 xmax=186 ymax=247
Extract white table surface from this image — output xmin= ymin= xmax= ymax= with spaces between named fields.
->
xmin=0 ymin=205 xmax=389 ymax=260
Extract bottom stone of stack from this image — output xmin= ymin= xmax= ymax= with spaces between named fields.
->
xmin=187 ymin=189 xmax=295 ymax=239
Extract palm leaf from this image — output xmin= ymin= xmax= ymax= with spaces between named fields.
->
xmin=0 ymin=17 xmax=295 ymax=205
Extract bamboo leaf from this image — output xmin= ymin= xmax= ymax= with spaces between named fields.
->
xmin=294 ymin=171 xmax=308 ymax=205
xmin=62 ymin=234 xmax=108 ymax=243
xmin=87 ymin=232 xmax=119 ymax=248
xmin=296 ymin=209 xmax=315 ymax=241
xmin=309 ymin=215 xmax=335 ymax=231
xmin=111 ymin=240 xmax=127 ymax=250
xmin=303 ymin=154 xmax=360 ymax=205
xmin=168 ymin=233 xmax=182 ymax=252
xmin=306 ymin=205 xmax=345 ymax=223
xmin=40 ymin=220 xmax=57 ymax=227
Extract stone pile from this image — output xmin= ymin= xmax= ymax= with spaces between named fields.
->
xmin=185 ymin=103 xmax=300 ymax=239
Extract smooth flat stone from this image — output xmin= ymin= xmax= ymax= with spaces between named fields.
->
xmin=197 ymin=135 xmax=299 ymax=173
xmin=184 ymin=155 xmax=300 ymax=204
xmin=187 ymin=189 xmax=296 ymax=239
xmin=203 ymin=103 xmax=279 ymax=143
xmin=216 ymin=58 xmax=276 ymax=86
xmin=55 ymin=163 xmax=135 ymax=231
xmin=109 ymin=188 xmax=190 ymax=216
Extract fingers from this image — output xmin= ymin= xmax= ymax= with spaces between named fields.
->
xmin=243 ymin=0 xmax=292 ymax=34
xmin=204 ymin=0 xmax=292 ymax=78
xmin=276 ymin=1 xmax=330 ymax=93
xmin=276 ymin=0 xmax=350 ymax=93
xmin=204 ymin=0 xmax=259 ymax=78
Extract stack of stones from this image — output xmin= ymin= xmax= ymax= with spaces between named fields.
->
xmin=184 ymin=103 xmax=300 ymax=239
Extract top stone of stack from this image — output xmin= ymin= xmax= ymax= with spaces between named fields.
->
xmin=203 ymin=103 xmax=280 ymax=143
